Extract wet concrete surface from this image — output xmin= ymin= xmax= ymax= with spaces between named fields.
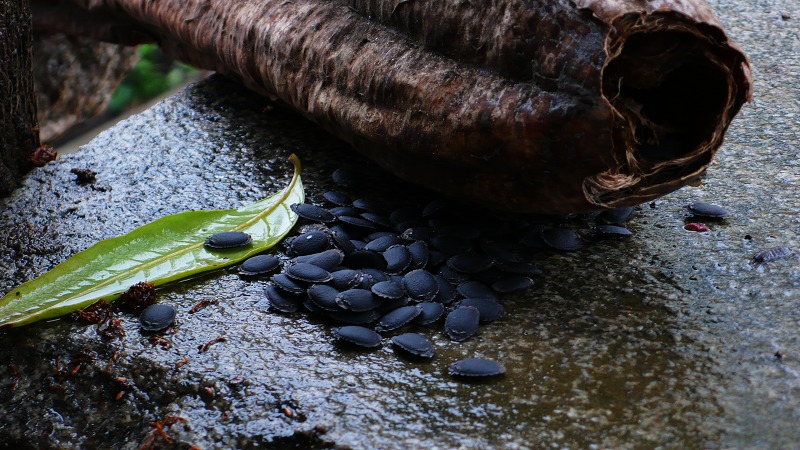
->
xmin=1 ymin=0 xmax=799 ymax=448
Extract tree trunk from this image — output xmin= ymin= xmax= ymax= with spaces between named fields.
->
xmin=0 ymin=0 xmax=40 ymax=195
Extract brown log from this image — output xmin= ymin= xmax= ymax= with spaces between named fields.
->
xmin=32 ymin=0 xmax=751 ymax=213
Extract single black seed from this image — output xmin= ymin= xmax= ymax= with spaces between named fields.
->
xmin=540 ymin=228 xmax=584 ymax=251
xmin=307 ymin=284 xmax=342 ymax=311
xmin=590 ymin=224 xmax=633 ymax=239
xmin=365 ymin=231 xmax=397 ymax=242
xmin=330 ymin=206 xmax=361 ymax=217
xmin=139 ymin=304 xmax=176 ymax=331
xmin=407 ymin=240 xmax=430 ymax=270
xmin=331 ymin=228 xmax=357 ymax=255
xmin=402 ymin=269 xmax=439 ymax=301
xmin=456 ymin=281 xmax=498 ymax=300
xmin=455 ymin=298 xmax=505 ymax=322
xmin=384 ymin=245 xmax=412 ymax=274
xmin=239 ymin=254 xmax=280 ymax=275
xmin=447 ymin=252 xmax=496 ymax=274
xmin=303 ymin=297 xmax=326 ymax=314
xmin=332 ymin=168 xmax=360 ymax=187
xmin=359 ymin=268 xmax=389 ymax=288
xmin=328 ymin=309 xmax=381 ymax=325
xmin=338 ymin=215 xmax=379 ymax=229
xmin=343 ymin=249 xmax=387 ymax=270
xmin=328 ymin=269 xmax=364 ymax=290
xmin=286 ymin=231 xmax=330 ymax=256
xmin=290 ymin=203 xmax=336 ymax=223
xmin=496 ymin=261 xmax=544 ymax=277
xmin=265 ymin=284 xmax=301 ymax=313
xmin=438 ymin=266 xmax=470 ymax=284
xmin=753 ymin=246 xmax=795 ymax=263
xmin=293 ymin=249 xmax=345 ymax=271
xmin=285 ymin=263 xmax=332 ymax=283
xmin=448 ymin=358 xmax=505 ymax=378
xmin=377 ymin=296 xmax=410 ymax=314
xmin=375 ymin=305 xmax=422 ymax=333
xmin=361 ymin=212 xmax=391 ymax=228
xmin=271 ymin=273 xmax=307 ymax=295
xmin=687 ymin=202 xmax=729 ymax=219
xmin=204 ymin=231 xmax=252 ymax=249
xmin=335 ymin=289 xmax=382 ymax=312
xmin=333 ymin=325 xmax=382 ymax=348
xmin=478 ymin=240 xmax=519 ymax=263
xmin=401 ymin=227 xmax=434 ymax=241
xmin=415 ymin=302 xmax=445 ymax=325
xmin=391 ymin=333 xmax=435 ymax=358
xmin=323 ymin=191 xmax=352 ymax=206
xmin=390 ymin=206 xmax=421 ymax=225
xmin=471 ymin=268 xmax=506 ymax=285
xmin=597 ymin=207 xmax=635 ymax=224
xmin=352 ymin=198 xmax=384 ymax=213
xmin=371 ymin=280 xmax=405 ymax=299
xmin=444 ymin=306 xmax=480 ymax=342
xmin=432 ymin=275 xmax=458 ymax=304
xmin=426 ymin=250 xmax=448 ymax=268
xmin=364 ymin=235 xmax=403 ymax=252
xmin=491 ymin=275 xmax=534 ymax=293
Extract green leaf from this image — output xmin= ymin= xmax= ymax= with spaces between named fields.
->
xmin=0 ymin=155 xmax=304 ymax=328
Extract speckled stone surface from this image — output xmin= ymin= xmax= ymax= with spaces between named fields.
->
xmin=1 ymin=1 xmax=799 ymax=448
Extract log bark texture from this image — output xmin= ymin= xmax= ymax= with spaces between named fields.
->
xmin=32 ymin=0 xmax=751 ymax=213
xmin=1 ymin=0 xmax=40 ymax=195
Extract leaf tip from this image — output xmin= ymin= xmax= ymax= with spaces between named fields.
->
xmin=288 ymin=154 xmax=302 ymax=173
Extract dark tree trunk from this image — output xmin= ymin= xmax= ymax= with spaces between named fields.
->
xmin=0 ymin=0 xmax=39 ymax=195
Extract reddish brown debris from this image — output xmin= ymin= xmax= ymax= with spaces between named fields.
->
xmin=189 ymin=298 xmax=218 ymax=314
xmin=70 ymin=300 xmax=113 ymax=324
xmin=117 ymin=282 xmax=157 ymax=314
xmin=105 ymin=351 xmax=120 ymax=374
xmin=30 ymin=144 xmax=57 ymax=167
xmin=98 ymin=318 xmax=126 ymax=340
xmin=197 ymin=336 xmax=226 ymax=353
xmin=2 ymin=365 xmax=21 ymax=398
xmin=685 ymin=222 xmax=710 ymax=232
xmin=149 ymin=335 xmax=171 ymax=350
xmin=175 ymin=358 xmax=190 ymax=369
xmin=140 ymin=415 xmax=187 ymax=450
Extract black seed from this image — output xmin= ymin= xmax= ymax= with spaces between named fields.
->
xmin=415 ymin=302 xmax=445 ymax=325
xmin=293 ymin=249 xmax=345 ymax=271
xmin=456 ymin=281 xmax=498 ymax=300
xmin=139 ymin=304 xmax=176 ymax=331
xmin=286 ymin=231 xmax=330 ymax=256
xmin=407 ymin=240 xmax=430 ymax=270
xmin=343 ymin=249 xmax=387 ymax=270
xmin=491 ymin=275 xmax=534 ymax=293
xmin=390 ymin=206 xmax=421 ymax=226
xmin=352 ymin=198 xmax=384 ymax=213
xmin=366 ymin=231 xmax=396 ymax=242
xmin=432 ymin=275 xmax=457 ymax=304
xmin=332 ymin=168 xmax=360 ymax=187
xmin=302 ymin=297 xmax=326 ymax=314
xmin=204 ymin=231 xmax=252 ymax=249
xmin=328 ymin=269 xmax=363 ymax=290
xmin=371 ymin=280 xmax=405 ymax=299
xmin=335 ymin=289 xmax=382 ymax=312
xmin=401 ymin=227 xmax=434 ymax=241
xmin=426 ymin=250 xmax=448 ymax=268
xmin=456 ymin=298 xmax=505 ymax=322
xmin=438 ymin=266 xmax=469 ymax=284
xmin=431 ymin=234 xmax=472 ymax=255
xmin=377 ymin=296 xmax=410 ymax=314
xmin=323 ymin=191 xmax=352 ymax=206
xmin=265 ymin=284 xmax=301 ymax=313
xmin=687 ymin=202 xmax=729 ymax=219
xmin=333 ymin=325 xmax=382 ymax=348
xmin=330 ymin=206 xmax=361 ymax=217
xmin=597 ymin=207 xmax=635 ymax=224
xmin=444 ymin=306 xmax=480 ymax=342
xmin=271 ymin=273 xmax=307 ymax=294
xmin=239 ymin=254 xmax=280 ymax=276
xmin=361 ymin=212 xmax=391 ymax=228
xmin=447 ymin=252 xmax=495 ymax=274
xmin=753 ymin=246 xmax=795 ymax=263
xmin=328 ymin=310 xmax=381 ymax=325
xmin=384 ymin=245 xmax=412 ymax=274
xmin=448 ymin=358 xmax=505 ymax=378
xmin=338 ymin=215 xmax=379 ymax=229
xmin=471 ymin=268 xmax=505 ymax=285
xmin=590 ymin=224 xmax=633 ymax=239
xmin=307 ymin=284 xmax=342 ymax=311
xmin=290 ymin=203 xmax=336 ymax=223
xmin=402 ymin=269 xmax=439 ymax=301
xmin=359 ymin=268 xmax=389 ymax=288
xmin=391 ymin=333 xmax=435 ymax=358
xmin=375 ymin=305 xmax=422 ymax=333
xmin=364 ymin=235 xmax=403 ymax=252
xmin=331 ymin=228 xmax=357 ymax=255
xmin=540 ymin=228 xmax=584 ymax=251
xmin=285 ymin=262 xmax=332 ymax=283
xmin=422 ymin=199 xmax=447 ymax=217
xmin=478 ymin=240 xmax=519 ymax=263
xmin=496 ymin=261 xmax=544 ymax=277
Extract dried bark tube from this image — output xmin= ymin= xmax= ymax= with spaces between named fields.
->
xmin=35 ymin=0 xmax=750 ymax=213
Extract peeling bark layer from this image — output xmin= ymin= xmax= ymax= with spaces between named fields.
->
xmin=32 ymin=0 xmax=751 ymax=212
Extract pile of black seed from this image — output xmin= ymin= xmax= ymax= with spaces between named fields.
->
xmin=227 ymin=168 xmax=642 ymax=379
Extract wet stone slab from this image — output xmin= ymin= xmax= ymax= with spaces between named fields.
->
xmin=2 ymin=1 xmax=800 ymax=447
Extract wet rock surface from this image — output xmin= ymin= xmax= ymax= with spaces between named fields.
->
xmin=2 ymin=1 xmax=800 ymax=447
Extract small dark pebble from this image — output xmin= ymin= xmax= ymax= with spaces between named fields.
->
xmin=290 ymin=203 xmax=336 ymax=223
xmin=285 ymin=262 xmax=332 ymax=283
xmin=402 ymin=269 xmax=440 ymax=301
xmin=333 ymin=325 xmax=382 ymax=348
xmin=753 ymin=246 xmax=794 ymax=263
xmin=335 ymin=289 xmax=382 ymax=312
xmin=596 ymin=207 xmax=634 ymax=224
xmin=239 ymin=254 xmax=280 ymax=276
xmin=265 ymin=285 xmax=301 ymax=313
xmin=540 ymin=228 xmax=584 ymax=251
xmin=444 ymin=306 xmax=480 ymax=342
xmin=271 ymin=273 xmax=307 ymax=295
xmin=139 ymin=304 xmax=176 ymax=331
xmin=204 ymin=231 xmax=253 ymax=249
xmin=323 ymin=191 xmax=352 ymax=206
xmin=371 ymin=280 xmax=405 ymax=299
xmin=491 ymin=276 xmax=534 ymax=293
xmin=415 ymin=302 xmax=445 ymax=325
xmin=448 ymin=358 xmax=505 ymax=378
xmin=456 ymin=298 xmax=505 ymax=322
xmin=687 ymin=202 xmax=729 ymax=219
xmin=391 ymin=333 xmax=435 ymax=359
xmin=375 ymin=305 xmax=422 ymax=333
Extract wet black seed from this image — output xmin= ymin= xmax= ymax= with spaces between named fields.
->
xmin=361 ymin=212 xmax=391 ymax=228
xmin=329 ymin=206 xmax=361 ymax=217
xmin=407 ymin=240 xmax=430 ymax=270
xmin=307 ymin=284 xmax=342 ymax=311
xmin=432 ymin=275 xmax=457 ymax=304
xmin=285 ymin=263 xmax=332 ymax=283
xmin=332 ymin=167 xmax=360 ymax=187
xmin=491 ymin=276 xmax=534 ymax=293
xmin=377 ymin=296 xmax=410 ymax=314
xmin=431 ymin=234 xmax=473 ymax=255
xmin=402 ymin=269 xmax=439 ymax=301
xmin=438 ymin=266 xmax=469 ymax=284
xmin=496 ymin=261 xmax=543 ymax=277
xmin=331 ymin=228 xmax=357 ymax=254
xmin=286 ymin=231 xmax=330 ymax=256
xmin=335 ymin=289 xmax=382 ymax=312
xmin=328 ymin=310 xmax=380 ymax=325
xmin=590 ymin=224 xmax=633 ymax=239
xmin=328 ymin=269 xmax=363 ymax=290
xmin=265 ymin=284 xmax=301 ymax=313
xmin=271 ymin=273 xmax=307 ymax=295
xmin=444 ymin=306 xmax=480 ymax=342
xmin=753 ymin=246 xmax=795 ymax=263
xmin=352 ymin=198 xmax=384 ymax=213
xmin=360 ymin=268 xmax=389 ymax=286
xmin=401 ymin=227 xmax=434 ymax=242
xmin=294 ymin=249 xmax=345 ymax=271
xmin=415 ymin=302 xmax=445 ymax=325
xmin=366 ymin=231 xmax=396 ymax=242
xmin=447 ymin=252 xmax=495 ymax=274
xmin=384 ymin=245 xmax=412 ymax=274
xmin=597 ymin=206 xmax=635 ymax=224
xmin=448 ymin=358 xmax=505 ymax=378
xmin=688 ymin=202 xmax=729 ymax=218
xmin=338 ymin=215 xmax=379 ymax=229
xmin=139 ymin=304 xmax=176 ymax=331
xmin=204 ymin=231 xmax=252 ymax=249
xmin=323 ymin=191 xmax=352 ymax=206
xmin=239 ymin=254 xmax=280 ymax=275
xmin=333 ymin=325 xmax=382 ymax=348
xmin=290 ymin=203 xmax=336 ymax=223
xmin=391 ymin=333 xmax=435 ymax=358
xmin=540 ymin=228 xmax=584 ymax=251
xmin=343 ymin=249 xmax=387 ymax=270
xmin=375 ymin=305 xmax=422 ymax=332
xmin=364 ymin=235 xmax=402 ymax=252
xmin=303 ymin=297 xmax=326 ymax=314
xmin=371 ymin=280 xmax=405 ymax=299
xmin=456 ymin=298 xmax=505 ymax=322
xmin=456 ymin=281 xmax=498 ymax=300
